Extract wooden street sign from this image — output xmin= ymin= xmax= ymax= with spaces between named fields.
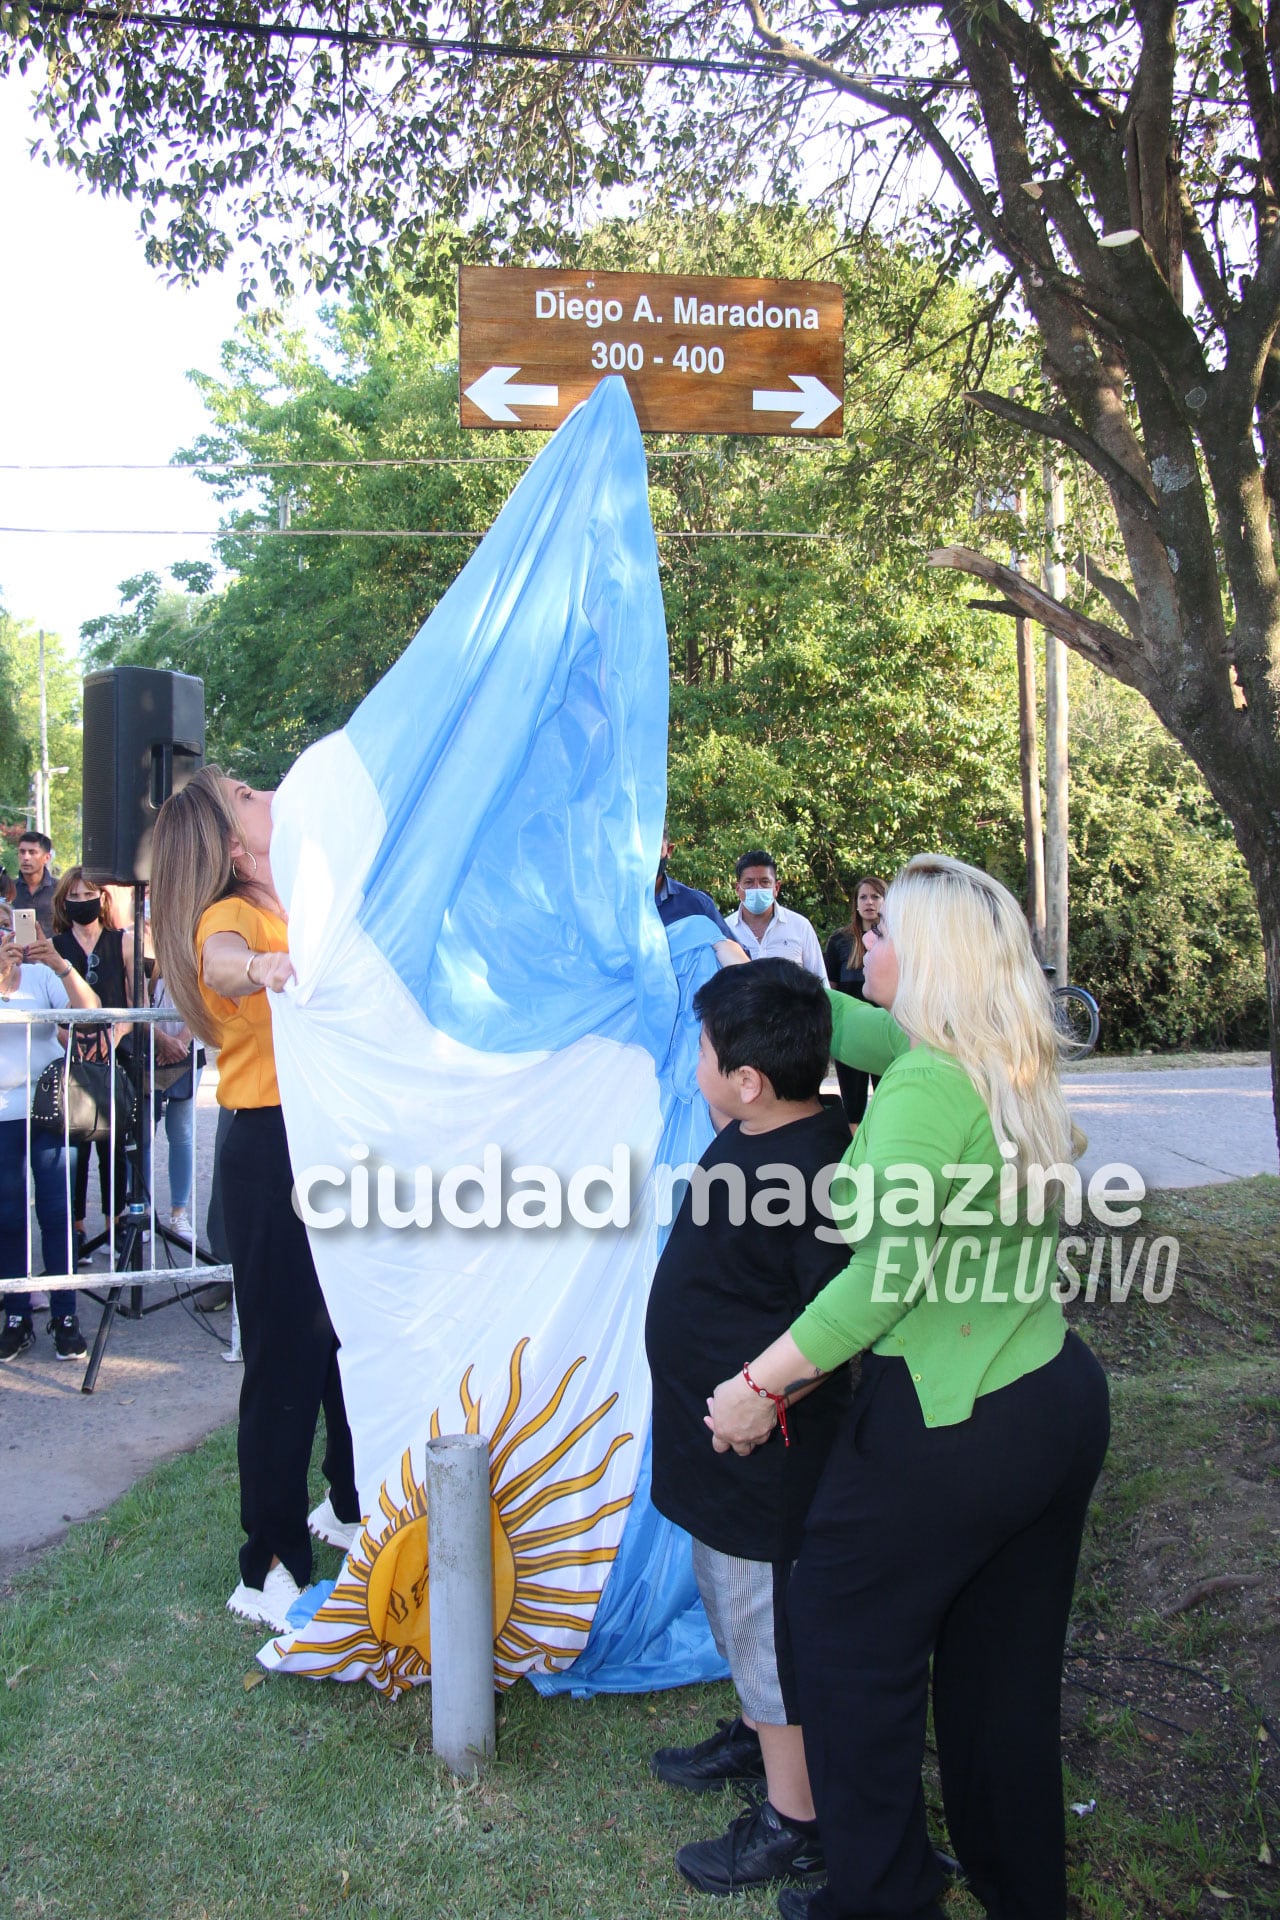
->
xmin=459 ymin=267 xmax=844 ymax=437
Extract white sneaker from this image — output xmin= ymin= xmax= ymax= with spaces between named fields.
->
xmin=308 ymin=1495 xmax=361 ymax=1553
xmin=169 ymin=1207 xmax=194 ymax=1241
xmin=226 ymin=1562 xmax=303 ymax=1633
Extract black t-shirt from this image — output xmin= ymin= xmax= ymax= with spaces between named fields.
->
xmin=54 ymin=925 xmax=128 ymax=1007
xmin=824 ymin=927 xmax=866 ymax=998
xmin=54 ymin=926 xmax=130 ymax=1056
xmin=645 ymin=1107 xmax=854 ymax=1561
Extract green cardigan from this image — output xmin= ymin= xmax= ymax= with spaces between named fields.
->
xmin=792 ymin=994 xmax=1067 ymax=1426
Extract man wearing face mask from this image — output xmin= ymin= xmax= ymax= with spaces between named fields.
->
xmin=726 ymin=850 xmax=826 ymax=979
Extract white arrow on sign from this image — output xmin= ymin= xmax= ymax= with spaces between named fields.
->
xmin=751 ymin=374 xmax=842 ymax=431
xmin=464 ymin=365 xmax=560 ymax=423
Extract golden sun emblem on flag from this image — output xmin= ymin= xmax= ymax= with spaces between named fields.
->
xmin=277 ymin=1339 xmax=634 ymax=1693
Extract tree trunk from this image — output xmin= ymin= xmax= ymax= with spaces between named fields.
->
xmin=1213 ymin=789 xmax=1280 ymax=1168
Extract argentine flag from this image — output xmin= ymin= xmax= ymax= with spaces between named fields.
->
xmin=259 ymin=377 xmax=726 ymax=1698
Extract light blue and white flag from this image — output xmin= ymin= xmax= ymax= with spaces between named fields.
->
xmin=259 ymin=377 xmax=725 ymax=1697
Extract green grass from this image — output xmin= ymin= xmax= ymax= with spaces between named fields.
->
xmin=3 ymin=1180 xmax=1278 ymax=1919
xmin=1 ymin=1430 xmax=760 ymax=1920
xmin=1060 ymin=1050 xmax=1272 ymax=1075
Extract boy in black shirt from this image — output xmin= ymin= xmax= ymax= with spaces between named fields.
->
xmin=645 ymin=958 xmax=852 ymax=1896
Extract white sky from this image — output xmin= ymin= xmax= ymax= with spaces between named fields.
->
xmin=0 ymin=70 xmax=254 ymax=650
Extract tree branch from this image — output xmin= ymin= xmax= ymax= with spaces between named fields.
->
xmin=983 ymin=0 xmax=1128 ymax=226
xmin=929 ymin=546 xmax=1142 ymax=686
xmin=1072 ymin=551 xmax=1141 ymax=631
xmin=741 ymin=0 xmax=1024 ymax=270
xmin=1125 ymin=0 xmax=1180 ymax=286
xmin=964 ymin=389 xmax=1167 ymax=532
xmin=1229 ymin=0 xmax=1280 ymax=249
xmin=1178 ymin=182 xmax=1234 ymax=329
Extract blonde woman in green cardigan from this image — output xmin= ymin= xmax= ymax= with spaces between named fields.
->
xmin=707 ymin=854 xmax=1110 ymax=1920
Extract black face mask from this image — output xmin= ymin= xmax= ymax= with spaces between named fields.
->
xmin=66 ymin=898 xmax=102 ymax=926
xmin=656 ymin=855 xmax=669 ymax=882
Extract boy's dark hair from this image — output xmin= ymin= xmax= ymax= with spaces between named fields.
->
xmin=693 ymin=958 xmax=832 ymax=1102
xmin=735 ymin=848 xmax=777 ymax=880
xmin=18 ymin=831 xmax=52 ymax=855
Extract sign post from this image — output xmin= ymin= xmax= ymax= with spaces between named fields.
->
xmin=459 ymin=267 xmax=844 ymax=436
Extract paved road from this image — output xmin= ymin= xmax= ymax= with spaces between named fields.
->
xmin=2 ymin=1061 xmax=1275 ymax=1587
xmin=0 ymin=1070 xmax=239 ymax=1584
xmin=1066 ymin=1065 xmax=1278 ymax=1190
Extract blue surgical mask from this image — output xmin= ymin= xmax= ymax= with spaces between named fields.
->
xmin=743 ymin=886 xmax=774 ymax=915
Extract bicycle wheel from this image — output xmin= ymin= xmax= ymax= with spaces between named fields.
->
xmin=1053 ymin=984 xmax=1100 ymax=1057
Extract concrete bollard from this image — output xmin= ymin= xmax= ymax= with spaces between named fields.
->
xmin=425 ymin=1432 xmax=496 ymax=1776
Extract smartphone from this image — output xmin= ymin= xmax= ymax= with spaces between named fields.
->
xmin=12 ymin=907 xmax=38 ymax=947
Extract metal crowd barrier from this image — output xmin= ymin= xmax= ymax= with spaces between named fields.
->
xmin=1 ymin=1002 xmax=234 ymax=1387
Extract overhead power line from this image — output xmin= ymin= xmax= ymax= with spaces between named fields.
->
xmin=0 ymin=450 xmax=799 ymax=471
xmin=0 ymin=523 xmax=837 ymax=539
xmin=23 ymin=3 xmax=968 ymax=88
xmin=17 ymin=8 xmax=1251 ymax=118
xmin=0 ymin=457 xmax=535 ymax=471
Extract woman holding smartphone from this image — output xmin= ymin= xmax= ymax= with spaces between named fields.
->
xmin=0 ymin=903 xmax=100 ymax=1361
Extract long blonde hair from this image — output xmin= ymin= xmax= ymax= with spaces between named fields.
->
xmin=883 ymin=853 xmax=1083 ymax=1175
xmin=150 ymin=765 xmax=248 ymax=1048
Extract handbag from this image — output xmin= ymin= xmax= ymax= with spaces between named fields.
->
xmin=31 ymin=1054 xmax=138 ymax=1144
xmin=146 ymin=1050 xmax=193 ymax=1097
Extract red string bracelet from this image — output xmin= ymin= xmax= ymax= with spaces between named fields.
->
xmin=742 ymin=1363 xmax=790 ymax=1447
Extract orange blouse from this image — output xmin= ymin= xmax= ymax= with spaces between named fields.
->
xmin=195 ymin=896 xmax=289 ymax=1109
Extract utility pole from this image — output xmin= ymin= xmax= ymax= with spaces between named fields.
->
xmin=38 ymin=629 xmax=51 ymax=839
xmin=1042 ymin=464 xmax=1070 ymax=983
xmin=1013 ymin=493 xmax=1046 ymax=955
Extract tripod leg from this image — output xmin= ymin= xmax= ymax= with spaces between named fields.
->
xmin=82 ymin=1283 xmax=123 ymax=1395
xmin=81 ymin=1222 xmax=144 ymax=1394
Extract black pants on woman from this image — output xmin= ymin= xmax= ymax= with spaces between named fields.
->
xmin=789 ymin=1334 xmax=1110 ymax=1920
xmin=221 ymin=1104 xmax=359 ymax=1592
xmin=834 ymin=1060 xmax=875 ymax=1127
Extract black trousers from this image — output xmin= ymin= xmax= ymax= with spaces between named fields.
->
xmin=789 ymin=1334 xmax=1110 ymax=1920
xmin=834 ymin=1061 xmax=875 ymax=1127
xmin=73 ymin=1132 xmax=129 ymax=1225
xmin=221 ymin=1105 xmax=359 ymax=1591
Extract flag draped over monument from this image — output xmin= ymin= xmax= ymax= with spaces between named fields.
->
xmin=258 ymin=377 xmax=724 ymax=1697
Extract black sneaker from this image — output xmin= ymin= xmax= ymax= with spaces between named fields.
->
xmin=676 ymin=1797 xmax=825 ymax=1895
xmin=51 ymin=1314 xmax=88 ymax=1361
xmin=652 ymin=1716 xmax=766 ymax=1792
xmin=0 ymin=1314 xmax=35 ymax=1361
xmin=775 ymin=1850 xmax=958 ymax=1917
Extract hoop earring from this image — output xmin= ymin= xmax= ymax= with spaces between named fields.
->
xmin=232 ymin=851 xmax=259 ymax=882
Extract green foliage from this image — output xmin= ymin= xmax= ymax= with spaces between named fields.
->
xmin=0 ymin=617 xmax=27 ymax=834
xmin=77 ymin=236 xmax=1266 ymax=1050
xmin=84 ymin=296 xmax=523 ymax=782
xmin=664 ymin=572 xmax=1024 ymax=932
xmin=0 ymin=615 xmax=83 ymax=868
xmin=1066 ymin=669 xmax=1268 ymax=1051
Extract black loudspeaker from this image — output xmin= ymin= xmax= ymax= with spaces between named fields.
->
xmin=82 ymin=667 xmax=205 ymax=884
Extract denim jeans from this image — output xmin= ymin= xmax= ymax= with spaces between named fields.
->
xmin=0 ymin=1117 xmax=77 ymax=1318
xmin=139 ymin=1066 xmax=202 ymax=1214
xmin=161 ymin=1068 xmax=201 ymax=1212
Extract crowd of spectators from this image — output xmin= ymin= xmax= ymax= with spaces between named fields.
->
xmin=1 ymin=830 xmax=210 ymax=1360
xmin=4 ymin=811 xmax=1102 ymax=1920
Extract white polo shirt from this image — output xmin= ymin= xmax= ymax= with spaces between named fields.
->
xmin=725 ymin=902 xmax=827 ymax=979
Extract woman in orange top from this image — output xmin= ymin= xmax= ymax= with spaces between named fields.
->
xmin=151 ymin=766 xmax=360 ymax=1633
